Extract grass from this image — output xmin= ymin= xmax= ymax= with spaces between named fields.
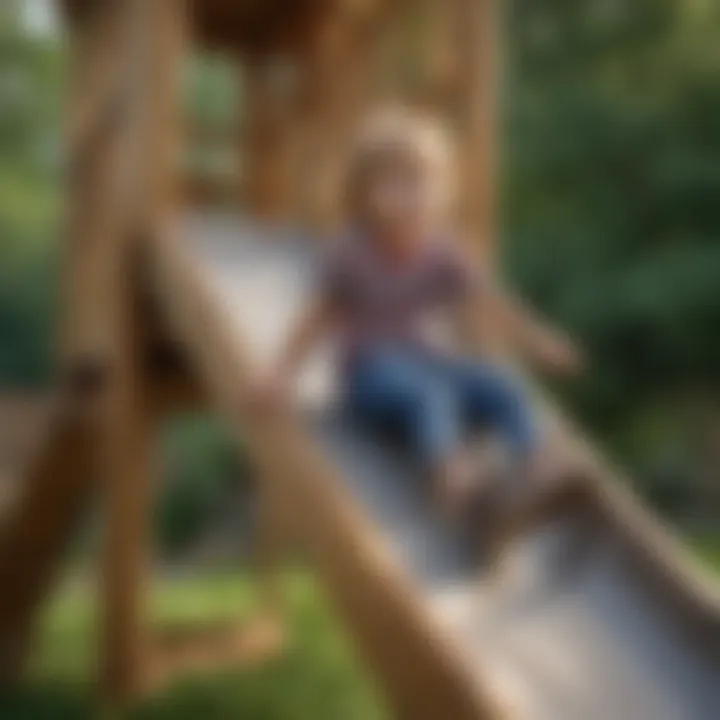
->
xmin=687 ymin=531 xmax=720 ymax=572
xmin=0 ymin=570 xmax=389 ymax=720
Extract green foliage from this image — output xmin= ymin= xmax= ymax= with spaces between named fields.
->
xmin=690 ymin=530 xmax=720 ymax=571
xmin=185 ymin=53 xmax=240 ymax=129
xmin=505 ymin=0 xmax=720 ymax=479
xmin=0 ymin=236 xmax=56 ymax=386
xmin=183 ymin=53 xmax=240 ymax=179
xmin=0 ymin=2 xmax=63 ymax=388
xmin=157 ymin=416 xmax=250 ymax=555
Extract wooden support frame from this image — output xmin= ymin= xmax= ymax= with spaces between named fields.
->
xmin=241 ymin=5 xmax=381 ymax=232
xmin=253 ymin=475 xmax=293 ymax=614
xmin=100 ymin=282 xmax=158 ymax=703
xmin=414 ymin=0 xmax=459 ymax=110
xmin=62 ymin=0 xmax=140 ymax=377
xmin=242 ymin=55 xmax=299 ymax=220
xmin=92 ymin=0 xmax=189 ymax=706
xmin=450 ymin=0 xmax=500 ymax=255
xmin=294 ymin=9 xmax=380 ymax=234
xmin=7 ymin=0 xmax=500 ymax=709
xmin=0 ymin=399 xmax=98 ymax=680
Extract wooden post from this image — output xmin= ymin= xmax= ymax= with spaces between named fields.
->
xmin=0 ymin=0 xmax=128 ymax=682
xmin=450 ymin=0 xmax=500 ymax=256
xmin=99 ymin=0 xmax=187 ymax=705
xmin=0 ymin=401 xmax=97 ymax=681
xmin=253 ymin=478 xmax=292 ymax=614
xmin=414 ymin=0 xmax=459 ymax=111
xmin=242 ymin=57 xmax=272 ymax=217
xmin=100 ymin=288 xmax=157 ymax=704
xmin=295 ymin=12 xmax=377 ymax=235
xmin=242 ymin=56 xmax=298 ymax=220
xmin=61 ymin=0 xmax=141 ymax=381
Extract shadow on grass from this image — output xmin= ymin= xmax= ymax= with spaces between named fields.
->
xmin=0 ymin=682 xmax=93 ymax=720
xmin=1 ymin=649 xmax=384 ymax=720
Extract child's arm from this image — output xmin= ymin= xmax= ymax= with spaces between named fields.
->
xmin=456 ymin=277 xmax=581 ymax=373
xmin=254 ymin=295 xmax=336 ymax=410
xmin=276 ymin=296 xmax=335 ymax=378
xmin=496 ymin=291 xmax=581 ymax=372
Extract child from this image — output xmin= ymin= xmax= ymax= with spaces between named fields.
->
xmin=254 ymin=108 xmax=580 ymax=519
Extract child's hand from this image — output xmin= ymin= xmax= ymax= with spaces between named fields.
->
xmin=249 ymin=373 xmax=290 ymax=416
xmin=537 ymin=331 xmax=583 ymax=376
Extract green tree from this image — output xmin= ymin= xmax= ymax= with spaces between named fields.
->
xmin=0 ymin=0 xmax=63 ymax=386
xmin=506 ymin=0 xmax=720 ymax=438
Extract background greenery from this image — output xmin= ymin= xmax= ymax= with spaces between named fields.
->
xmin=506 ymin=0 xmax=720 ymax=514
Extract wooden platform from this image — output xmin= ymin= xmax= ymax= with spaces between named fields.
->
xmin=146 ymin=211 xmax=719 ymax=720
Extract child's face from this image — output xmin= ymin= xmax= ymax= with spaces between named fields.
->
xmin=363 ymin=149 xmax=443 ymax=243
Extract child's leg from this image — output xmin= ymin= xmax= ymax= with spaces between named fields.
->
xmin=437 ymin=355 xmax=590 ymax=562
xmin=344 ymin=347 xmax=473 ymax=512
xmin=440 ymin=357 xmax=538 ymax=467
xmin=453 ymin=361 xmax=568 ymax=488
xmin=444 ymin=356 xmax=578 ymax=481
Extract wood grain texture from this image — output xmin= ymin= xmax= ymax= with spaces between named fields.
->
xmin=294 ymin=10 xmax=381 ymax=233
xmin=0 ymin=400 xmax=97 ymax=681
xmin=98 ymin=0 xmax=188 ymax=705
xmin=450 ymin=0 xmax=500 ymax=254
xmin=61 ymin=0 xmax=141 ymax=374
xmin=242 ymin=57 xmax=298 ymax=220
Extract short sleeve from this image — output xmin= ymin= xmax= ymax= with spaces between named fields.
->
xmin=317 ymin=248 xmax=352 ymax=308
xmin=433 ymin=245 xmax=484 ymax=304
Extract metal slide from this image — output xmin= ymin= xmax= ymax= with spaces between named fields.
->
xmin=176 ymin=212 xmax=719 ymax=720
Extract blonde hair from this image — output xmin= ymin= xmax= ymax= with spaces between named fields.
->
xmin=345 ymin=106 xmax=456 ymax=222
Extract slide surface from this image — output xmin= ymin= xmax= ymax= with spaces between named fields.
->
xmin=167 ymin=212 xmax=720 ymax=720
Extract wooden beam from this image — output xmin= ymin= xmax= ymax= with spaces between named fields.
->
xmin=0 ymin=0 xmax=193 ymax=678
xmin=50 ymin=0 xmax=156 ymax=696
xmin=99 ymin=285 xmax=157 ymax=704
xmin=185 ymin=171 xmax=238 ymax=208
xmin=65 ymin=3 xmax=131 ymax=154
xmin=253 ymin=476 xmax=292 ymax=613
xmin=294 ymin=13 xmax=378 ymax=234
xmin=0 ymin=399 xmax=97 ymax=680
xmin=61 ymin=0 xmax=140 ymax=378
xmin=98 ymin=0 xmax=188 ymax=706
xmin=242 ymin=55 xmax=299 ymax=220
xmin=413 ymin=0 xmax=459 ymax=110
xmin=147 ymin=346 xmax=208 ymax=414
xmin=450 ymin=0 xmax=500 ymax=256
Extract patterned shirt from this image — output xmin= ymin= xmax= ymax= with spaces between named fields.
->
xmin=320 ymin=231 xmax=480 ymax=366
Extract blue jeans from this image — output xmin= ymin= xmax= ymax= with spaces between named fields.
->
xmin=344 ymin=345 xmax=537 ymax=465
